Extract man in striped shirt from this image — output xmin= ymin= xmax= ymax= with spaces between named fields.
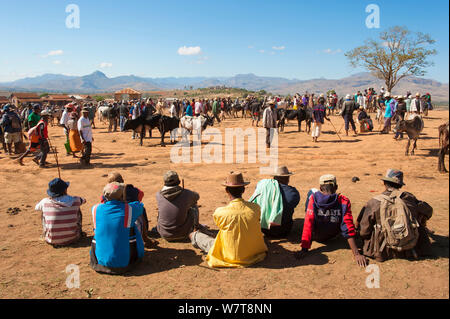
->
xmin=35 ymin=178 xmax=85 ymax=246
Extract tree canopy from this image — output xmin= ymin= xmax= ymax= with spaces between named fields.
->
xmin=345 ymin=26 xmax=437 ymax=92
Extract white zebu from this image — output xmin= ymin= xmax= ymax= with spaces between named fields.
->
xmin=97 ymin=106 xmax=111 ymax=123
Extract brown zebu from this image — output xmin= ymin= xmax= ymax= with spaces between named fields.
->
xmin=395 ymin=115 xmax=424 ymax=156
xmin=438 ymin=121 xmax=449 ymax=173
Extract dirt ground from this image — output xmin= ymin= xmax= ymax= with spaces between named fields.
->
xmin=0 ymin=109 xmax=448 ymax=299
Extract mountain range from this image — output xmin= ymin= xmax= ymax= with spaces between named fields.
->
xmin=1 ymin=71 xmax=448 ymax=101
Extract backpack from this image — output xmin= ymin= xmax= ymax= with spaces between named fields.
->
xmin=374 ymin=190 xmax=420 ymax=252
xmin=9 ymin=114 xmax=21 ymax=129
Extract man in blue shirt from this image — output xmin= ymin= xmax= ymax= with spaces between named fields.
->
xmin=381 ymin=93 xmax=394 ymax=134
xmin=90 ymin=182 xmax=145 ymax=275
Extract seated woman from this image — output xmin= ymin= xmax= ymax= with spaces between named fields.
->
xmin=90 ymin=182 xmax=144 ymax=275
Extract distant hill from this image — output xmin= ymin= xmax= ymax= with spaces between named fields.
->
xmin=0 ymin=71 xmax=448 ymax=101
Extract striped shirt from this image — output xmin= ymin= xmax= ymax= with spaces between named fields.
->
xmin=35 ymin=195 xmax=85 ymax=245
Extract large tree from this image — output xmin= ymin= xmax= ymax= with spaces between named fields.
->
xmin=345 ymin=26 xmax=437 ymax=92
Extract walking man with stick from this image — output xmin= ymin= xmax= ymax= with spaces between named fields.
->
xmin=18 ymin=110 xmax=51 ymax=168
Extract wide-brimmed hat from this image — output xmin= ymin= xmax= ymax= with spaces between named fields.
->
xmin=271 ymin=166 xmax=294 ymax=177
xmin=381 ymin=169 xmax=405 ymax=186
xmin=222 ymin=172 xmax=250 ymax=187
xmin=103 ymin=182 xmax=125 ymax=201
xmin=47 ymin=178 xmax=70 ymax=197
xmin=82 ymin=107 xmax=89 ymax=112
xmin=319 ymin=174 xmax=337 ymax=186
xmin=163 ymin=170 xmax=181 ymax=186
xmin=415 ymin=92 xmax=420 ymax=97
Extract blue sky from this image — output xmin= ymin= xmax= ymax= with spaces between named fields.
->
xmin=0 ymin=0 xmax=448 ymax=83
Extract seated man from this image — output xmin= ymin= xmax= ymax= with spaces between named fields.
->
xmin=35 ymin=178 xmax=85 ymax=247
xmin=189 ymin=172 xmax=268 ymax=268
xmin=295 ymin=174 xmax=367 ymax=267
xmin=357 ymin=106 xmax=371 ymax=132
xmin=104 ymin=172 xmax=154 ymax=247
xmin=356 ymin=169 xmax=433 ymax=262
xmin=156 ymin=171 xmax=201 ymax=241
xmin=250 ymin=166 xmax=300 ymax=238
xmin=90 ymin=182 xmax=144 ymax=275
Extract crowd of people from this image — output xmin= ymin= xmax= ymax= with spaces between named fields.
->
xmin=34 ymin=166 xmax=433 ymax=274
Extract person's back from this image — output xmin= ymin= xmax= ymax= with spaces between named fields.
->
xmin=358 ymin=169 xmax=433 ymax=262
xmin=343 ymin=99 xmax=355 ymax=116
xmin=156 ymin=188 xmax=199 ymax=240
xmin=90 ymin=182 xmax=144 ymax=274
xmin=35 ymin=178 xmax=85 ymax=247
xmin=207 ymin=198 xmax=267 ymax=267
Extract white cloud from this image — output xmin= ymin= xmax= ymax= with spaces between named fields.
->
xmin=248 ymin=45 xmax=254 ymax=49
xmin=100 ymin=62 xmax=113 ymax=68
xmin=42 ymin=50 xmax=64 ymax=58
xmin=272 ymin=46 xmax=285 ymax=50
xmin=323 ymin=48 xmax=342 ymax=55
xmin=177 ymin=46 xmax=202 ymax=56
xmin=53 ymin=60 xmax=62 ymax=65
xmin=258 ymin=49 xmax=265 ymax=54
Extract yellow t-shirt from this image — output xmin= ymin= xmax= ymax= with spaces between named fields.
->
xmin=206 ymin=198 xmax=268 ymax=268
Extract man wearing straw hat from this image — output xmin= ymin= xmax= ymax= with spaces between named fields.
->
xmin=262 ymin=98 xmax=278 ymax=148
xmin=189 ymin=172 xmax=267 ymax=268
xmin=250 ymin=166 xmax=300 ymax=238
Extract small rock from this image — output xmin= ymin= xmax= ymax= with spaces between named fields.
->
xmin=352 ymin=177 xmax=360 ymax=183
xmin=112 ymin=140 xmax=116 ymax=143
xmin=8 ymin=224 xmax=14 ymax=228
xmin=101 ymin=174 xmax=108 ymax=177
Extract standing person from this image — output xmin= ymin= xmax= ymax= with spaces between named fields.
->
xmin=0 ymin=105 xmax=23 ymax=155
xmin=78 ymin=108 xmax=93 ymax=166
xmin=185 ymin=101 xmax=193 ymax=117
xmin=88 ymin=103 xmax=96 ymax=129
xmin=311 ymin=96 xmax=330 ymax=143
xmin=410 ymin=93 xmax=421 ymax=114
xmin=341 ymin=94 xmax=358 ymax=136
xmin=59 ymin=104 xmax=73 ymax=155
xmin=108 ymin=103 xmax=118 ymax=132
xmin=212 ymin=98 xmax=221 ymax=123
xmin=262 ymin=99 xmax=278 ymax=148
xmin=381 ymin=93 xmax=394 ymax=134
xmin=405 ymin=94 xmax=412 ymax=115
xmin=251 ymin=98 xmax=262 ymax=127
xmin=295 ymin=174 xmax=367 ymax=267
xmin=67 ymin=112 xmax=83 ymax=157
xmin=18 ymin=110 xmax=51 ymax=168
xmin=356 ymin=169 xmax=433 ymax=262
xmin=131 ymin=102 xmax=141 ymax=140
xmin=194 ymin=99 xmax=203 ymax=117
xmin=35 ymin=178 xmax=86 ymax=246
xmin=119 ymin=101 xmax=129 ymax=132
xmin=189 ymin=172 xmax=268 ymax=268
xmin=393 ymin=96 xmax=407 ymax=140
xmin=28 ymin=104 xmax=41 ymax=129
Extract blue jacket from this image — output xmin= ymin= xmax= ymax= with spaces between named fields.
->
xmin=91 ymin=201 xmax=144 ymax=269
xmin=186 ymin=105 xmax=193 ymax=116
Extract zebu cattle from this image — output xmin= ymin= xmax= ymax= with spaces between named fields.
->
xmin=395 ymin=114 xmax=424 ymax=156
xmin=180 ymin=115 xmax=214 ymax=142
xmin=438 ymin=121 xmax=449 ymax=173
xmin=97 ymin=106 xmax=111 ymax=123
xmin=277 ymin=106 xmax=312 ymax=133
xmin=231 ymin=103 xmax=244 ymax=118
xmin=158 ymin=116 xmax=180 ymax=146
xmin=123 ymin=115 xmax=161 ymax=146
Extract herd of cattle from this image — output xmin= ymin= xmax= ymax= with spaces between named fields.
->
xmin=42 ymin=96 xmax=448 ymax=173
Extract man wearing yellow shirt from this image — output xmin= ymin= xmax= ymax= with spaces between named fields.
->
xmin=189 ymin=172 xmax=268 ymax=268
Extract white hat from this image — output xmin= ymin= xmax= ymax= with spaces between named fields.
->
xmin=345 ymin=94 xmax=351 ymax=99
xmin=384 ymin=92 xmax=391 ymax=97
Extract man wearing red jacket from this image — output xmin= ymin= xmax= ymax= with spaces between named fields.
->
xmin=295 ymin=174 xmax=367 ymax=267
